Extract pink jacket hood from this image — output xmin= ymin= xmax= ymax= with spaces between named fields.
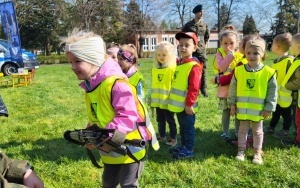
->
xmin=80 ymin=58 xmax=128 ymax=91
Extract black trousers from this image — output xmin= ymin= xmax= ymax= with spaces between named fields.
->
xmin=156 ymin=107 xmax=177 ymax=139
xmin=269 ymin=104 xmax=292 ymax=130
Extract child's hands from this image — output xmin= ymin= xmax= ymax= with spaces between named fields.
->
xmin=185 ymin=106 xmax=194 ymax=115
xmin=226 ymin=46 xmax=234 ymax=54
xmin=261 ymin=110 xmax=271 ymax=119
xmin=230 ymin=105 xmax=236 ymax=116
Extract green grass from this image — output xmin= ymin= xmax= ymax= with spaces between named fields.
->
xmin=1 ymin=52 xmax=299 ymax=188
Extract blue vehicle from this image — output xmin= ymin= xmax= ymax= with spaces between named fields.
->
xmin=0 ymin=39 xmax=39 ymax=75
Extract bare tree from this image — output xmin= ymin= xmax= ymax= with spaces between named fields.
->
xmin=167 ymin=0 xmax=195 ymax=28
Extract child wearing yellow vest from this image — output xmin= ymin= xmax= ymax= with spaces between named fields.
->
xmin=169 ymin=32 xmax=203 ymax=159
xmin=211 ymin=25 xmax=244 ymax=141
xmin=281 ymin=33 xmax=300 ymax=148
xmin=63 ymin=29 xmax=158 ymax=187
xmin=147 ymin=41 xmax=178 ymax=146
xmin=117 ymin=44 xmax=145 ymax=102
xmin=218 ymin=34 xmax=256 ymax=147
xmin=265 ymin=33 xmax=294 ymax=138
xmin=228 ymin=37 xmax=277 ymax=165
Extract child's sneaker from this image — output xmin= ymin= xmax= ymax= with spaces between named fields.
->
xmin=273 ymin=129 xmax=288 ymax=138
xmin=166 ymin=138 xmax=177 ymax=146
xmin=221 ymin=133 xmax=230 ymax=141
xmin=169 ymin=145 xmax=184 ymax=154
xmin=252 ymin=153 xmax=263 ymax=165
xmin=264 ymin=127 xmax=274 ymax=134
xmin=172 ymin=148 xmax=194 ymax=159
xmin=235 ymin=150 xmax=245 ymax=161
xmin=157 ymin=137 xmax=166 ymax=142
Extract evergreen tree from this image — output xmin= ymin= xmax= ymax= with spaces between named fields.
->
xmin=123 ymin=0 xmax=144 ymax=44
xmin=242 ymin=15 xmax=258 ymax=35
xmin=271 ymin=0 xmax=299 ymax=35
xmin=160 ymin=19 xmax=168 ymax=30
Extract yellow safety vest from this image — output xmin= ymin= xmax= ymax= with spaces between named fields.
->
xmin=168 ymin=61 xmax=199 ymax=113
xmin=150 ymin=66 xmax=176 ymax=109
xmin=85 ymin=76 xmax=147 ymax=164
xmin=278 ymin=59 xmax=300 ymax=108
xmin=129 ymin=71 xmax=160 ymax=150
xmin=235 ymin=65 xmax=276 ymax=122
xmin=213 ymin=47 xmax=245 ymax=75
xmin=272 ymin=55 xmax=294 ymax=86
xmin=129 ymin=71 xmax=144 ymax=88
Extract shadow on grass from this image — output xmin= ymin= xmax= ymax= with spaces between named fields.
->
xmin=0 ymin=137 xmax=94 ymax=163
xmin=147 ymin=120 xmax=293 ymax=164
xmin=0 ymin=119 xmax=294 ymax=165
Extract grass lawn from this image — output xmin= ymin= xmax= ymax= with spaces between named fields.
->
xmin=1 ymin=52 xmax=300 ymax=187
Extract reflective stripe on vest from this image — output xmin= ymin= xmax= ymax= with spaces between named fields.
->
xmin=85 ymin=76 xmax=146 ymax=164
xmin=129 ymin=72 xmax=160 ymax=150
xmin=278 ymin=60 xmax=300 ymax=108
xmin=150 ymin=66 xmax=175 ymax=109
xmin=235 ymin=65 xmax=276 ymax=122
xmin=135 ymin=88 xmax=160 ymax=151
xmin=168 ymin=61 xmax=199 ymax=113
xmin=213 ymin=47 xmax=245 ymax=75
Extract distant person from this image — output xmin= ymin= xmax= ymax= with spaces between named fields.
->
xmin=182 ymin=4 xmax=209 ymax=97
xmin=169 ymin=32 xmax=203 ymax=159
xmin=117 ymin=44 xmax=145 ymax=102
xmin=62 ymin=28 xmax=159 ymax=187
xmin=265 ymin=33 xmax=294 ymax=138
xmin=228 ymin=37 xmax=277 ymax=165
xmin=211 ymin=25 xmax=243 ymax=141
xmin=0 ymin=151 xmax=44 ymax=188
xmin=147 ymin=41 xmax=178 ymax=146
xmin=281 ymin=33 xmax=300 ymax=148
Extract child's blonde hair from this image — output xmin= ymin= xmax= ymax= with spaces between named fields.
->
xmin=61 ymin=28 xmax=107 ymax=66
xmin=61 ymin=28 xmax=99 ymax=44
xmin=119 ymin=44 xmax=139 ymax=66
xmin=273 ymin=33 xmax=292 ymax=52
xmin=218 ymin=24 xmax=238 ymax=41
xmin=153 ymin=41 xmax=177 ymax=67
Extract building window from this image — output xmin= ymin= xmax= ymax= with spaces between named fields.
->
xmin=151 ymin=36 xmax=157 ymax=51
xmin=143 ymin=38 xmax=149 ymax=51
xmin=162 ymin=36 xmax=168 ymax=41
xmin=169 ymin=37 xmax=175 ymax=44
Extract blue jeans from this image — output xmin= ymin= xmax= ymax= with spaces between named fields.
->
xmin=176 ymin=111 xmax=196 ymax=151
